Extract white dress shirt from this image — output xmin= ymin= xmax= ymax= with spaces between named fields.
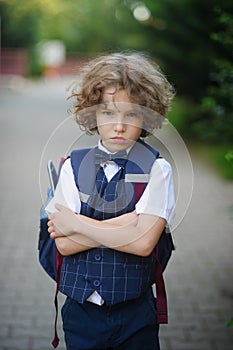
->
xmin=46 ymin=142 xmax=175 ymax=224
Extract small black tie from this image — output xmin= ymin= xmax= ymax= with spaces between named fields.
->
xmin=95 ymin=149 xmax=128 ymax=168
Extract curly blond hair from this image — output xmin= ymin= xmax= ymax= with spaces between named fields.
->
xmin=69 ymin=52 xmax=175 ymax=137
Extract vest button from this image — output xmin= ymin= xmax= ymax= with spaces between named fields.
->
xmin=94 ymin=254 xmax=102 ymax=261
xmin=93 ymin=280 xmax=101 ymax=287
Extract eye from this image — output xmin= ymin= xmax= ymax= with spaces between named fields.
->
xmin=104 ymin=110 xmax=113 ymax=116
xmin=126 ymin=111 xmax=140 ymax=118
xmin=100 ymin=110 xmax=114 ymax=116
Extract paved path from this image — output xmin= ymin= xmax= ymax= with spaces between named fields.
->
xmin=0 ymin=77 xmax=232 ymax=350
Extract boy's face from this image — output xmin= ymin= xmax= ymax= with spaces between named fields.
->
xmin=96 ymin=86 xmax=143 ymax=153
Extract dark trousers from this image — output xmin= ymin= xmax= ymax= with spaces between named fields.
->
xmin=61 ymin=289 xmax=160 ymax=350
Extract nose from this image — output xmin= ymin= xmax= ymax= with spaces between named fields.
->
xmin=114 ymin=115 xmax=126 ymax=132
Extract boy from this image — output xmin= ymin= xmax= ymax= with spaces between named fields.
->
xmin=47 ymin=52 xmax=175 ymax=350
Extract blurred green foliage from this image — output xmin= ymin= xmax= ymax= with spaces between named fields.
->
xmin=0 ymin=0 xmax=232 ymax=164
xmin=192 ymin=6 xmax=233 ymax=145
xmin=226 ymin=317 xmax=233 ymax=327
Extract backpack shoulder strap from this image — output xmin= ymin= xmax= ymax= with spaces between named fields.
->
xmin=132 ymin=142 xmax=169 ymax=324
xmin=70 ymin=148 xmax=96 ymax=199
xmin=135 ymin=179 xmax=169 ymax=324
xmin=129 ymin=140 xmax=160 ymax=201
xmin=125 ymin=139 xmax=159 ymax=182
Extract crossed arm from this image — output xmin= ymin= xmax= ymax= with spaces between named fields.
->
xmin=48 ymin=204 xmax=166 ymax=257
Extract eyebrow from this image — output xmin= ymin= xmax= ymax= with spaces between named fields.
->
xmin=100 ymin=103 xmax=121 ymax=112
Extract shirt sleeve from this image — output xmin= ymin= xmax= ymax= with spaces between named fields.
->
xmin=135 ymin=158 xmax=175 ymax=224
xmin=45 ymin=158 xmax=81 ymax=214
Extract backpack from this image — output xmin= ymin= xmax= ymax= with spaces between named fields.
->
xmin=38 ymin=159 xmax=65 ymax=348
xmin=38 ymin=147 xmax=175 ymax=347
xmin=39 ymin=159 xmax=64 ymax=282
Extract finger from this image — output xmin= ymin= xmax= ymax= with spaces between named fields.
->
xmin=48 ymin=226 xmax=54 ymax=233
xmin=50 ymin=228 xmax=59 ymax=238
xmin=50 ymin=232 xmax=55 ymax=239
xmin=50 ymin=230 xmax=63 ymax=239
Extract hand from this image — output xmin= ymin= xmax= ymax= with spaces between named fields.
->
xmin=48 ymin=204 xmax=78 ymax=239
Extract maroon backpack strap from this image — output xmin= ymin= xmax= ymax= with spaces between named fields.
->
xmin=134 ymin=182 xmax=168 ymax=324
xmin=51 ymin=250 xmax=63 ymax=348
xmin=133 ymin=182 xmax=147 ymax=203
xmin=51 ymin=156 xmax=66 ymax=348
xmin=154 ymin=245 xmax=168 ymax=324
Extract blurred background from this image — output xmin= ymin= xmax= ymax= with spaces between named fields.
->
xmin=0 ymin=0 xmax=232 ymax=175
xmin=0 ymin=1 xmax=232 ymax=349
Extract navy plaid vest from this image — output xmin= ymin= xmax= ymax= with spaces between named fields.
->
xmin=60 ymin=140 xmax=160 ymax=305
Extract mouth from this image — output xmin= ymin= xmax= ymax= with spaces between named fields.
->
xmin=110 ymin=137 xmax=127 ymax=144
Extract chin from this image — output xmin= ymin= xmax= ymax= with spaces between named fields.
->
xmin=112 ymin=145 xmax=127 ymax=152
